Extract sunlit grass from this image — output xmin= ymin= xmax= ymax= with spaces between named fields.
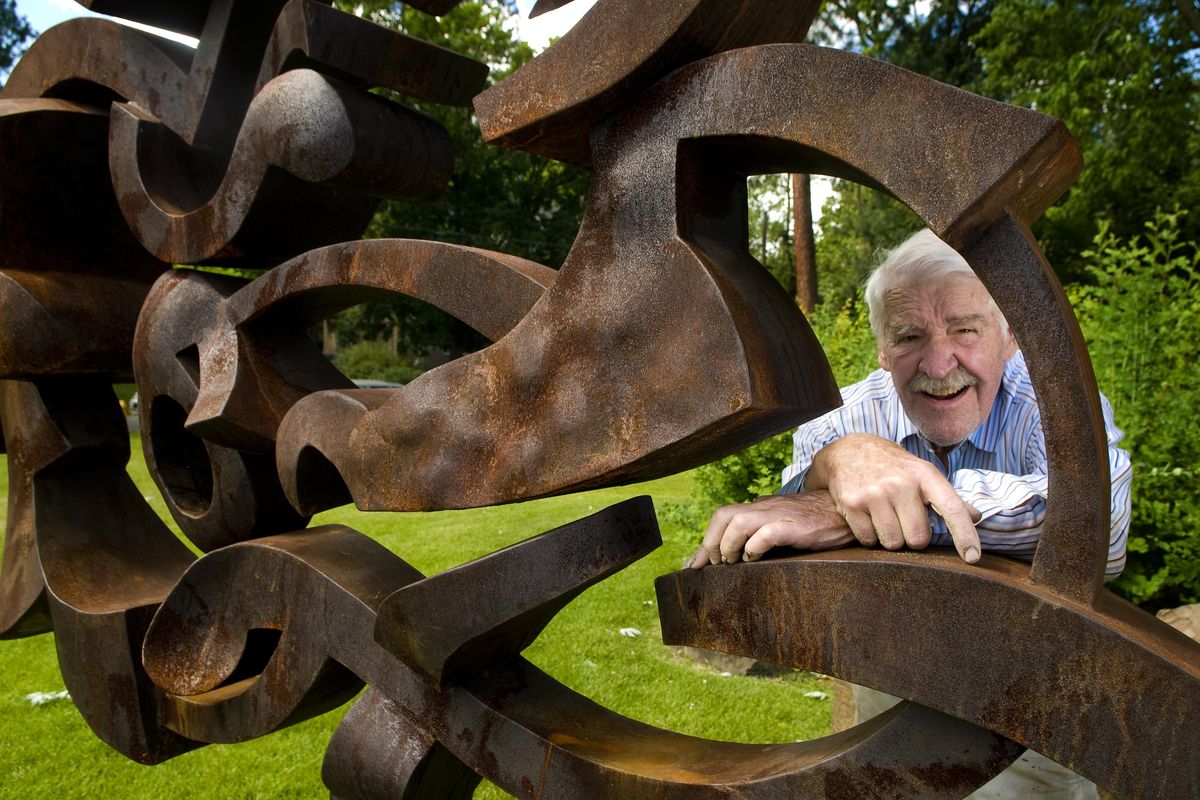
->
xmin=0 ymin=432 xmax=830 ymax=798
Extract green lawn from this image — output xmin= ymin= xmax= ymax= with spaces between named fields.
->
xmin=0 ymin=434 xmax=830 ymax=798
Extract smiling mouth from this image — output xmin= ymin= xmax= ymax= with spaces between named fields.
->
xmin=920 ymin=386 xmax=969 ymax=401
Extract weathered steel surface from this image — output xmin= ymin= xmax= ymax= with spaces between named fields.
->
xmin=0 ymin=377 xmax=197 ymax=762
xmin=3 ymin=1 xmax=483 ymax=265
xmin=0 ymin=99 xmax=163 ymax=278
xmin=276 ymin=44 xmax=1077 ymax=515
xmin=138 ymin=496 xmax=1018 ymax=797
xmin=657 ymin=549 xmax=1200 ymax=799
xmin=146 ymin=525 xmax=424 ymax=744
xmin=474 ymin=0 xmax=823 ymax=165
xmin=959 ymin=215 xmax=1112 ymax=601
xmin=0 ymin=2 xmax=1196 ymax=799
xmin=373 ymin=498 xmax=661 ymax=684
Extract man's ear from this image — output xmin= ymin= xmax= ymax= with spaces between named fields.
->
xmin=877 ymin=348 xmax=891 ymax=371
xmin=1003 ymin=327 xmax=1018 ymax=359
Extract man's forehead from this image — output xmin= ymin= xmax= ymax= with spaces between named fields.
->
xmin=882 ymin=277 xmax=992 ymax=327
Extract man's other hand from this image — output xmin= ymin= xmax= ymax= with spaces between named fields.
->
xmin=806 ymin=433 xmax=982 ymax=564
xmin=689 ymin=491 xmax=854 ymax=568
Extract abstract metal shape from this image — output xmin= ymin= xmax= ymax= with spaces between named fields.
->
xmin=323 ymin=688 xmax=482 ymax=800
xmin=132 ymin=240 xmax=555 ymax=540
xmin=276 ymin=43 xmax=1077 ymax=516
xmin=657 ymin=549 xmax=1200 ymax=799
xmin=133 ymin=270 xmax=312 ymax=550
xmin=107 ymin=66 xmax=452 ymax=265
xmin=0 ymin=1 xmax=1196 ymax=798
xmin=3 ymin=0 xmax=483 ymax=266
xmin=145 ymin=525 xmax=424 ymax=744
xmin=0 ymin=377 xmax=196 ymax=762
xmin=374 ymin=497 xmax=660 ymax=684
xmin=475 ymin=0 xmax=823 ymax=165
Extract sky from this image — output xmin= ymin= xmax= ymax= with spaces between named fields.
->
xmin=12 ymin=0 xmax=832 ymax=217
xmin=15 ymin=0 xmax=594 ymax=47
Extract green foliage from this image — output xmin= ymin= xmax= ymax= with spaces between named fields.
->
xmin=331 ymin=340 xmax=423 ymax=384
xmin=328 ymin=295 xmax=482 ymax=362
xmin=814 ymin=182 xmax=922 ymax=306
xmin=817 ymin=0 xmax=993 ymax=90
xmin=810 ymin=1 xmax=991 ymax=305
xmin=805 ymin=294 xmax=880 ymax=387
xmin=748 ymin=174 xmax=797 ymax=296
xmin=689 ymin=294 xmax=879 ymax=512
xmin=975 ymin=0 xmax=1200 ymax=280
xmin=345 ymin=0 xmax=590 ymax=268
xmin=816 ymin=1 xmax=1200 ymax=284
xmin=0 ymin=0 xmax=34 ymax=80
xmin=1070 ymin=208 xmax=1200 ymax=609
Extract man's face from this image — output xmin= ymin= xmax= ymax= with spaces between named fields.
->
xmin=877 ymin=275 xmax=1017 ymax=448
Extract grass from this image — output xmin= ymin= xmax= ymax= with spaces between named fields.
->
xmin=0 ymin=433 xmax=830 ymax=798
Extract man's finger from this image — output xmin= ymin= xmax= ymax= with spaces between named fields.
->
xmin=843 ymin=508 xmax=877 ymax=548
xmin=897 ymin=496 xmax=932 ymax=550
xmin=719 ymin=514 xmax=758 ymax=565
xmin=694 ymin=505 xmax=738 ymax=568
xmin=924 ymin=480 xmax=981 ymax=564
xmin=742 ymin=522 xmax=787 ymax=562
xmin=867 ymin=502 xmax=905 ymax=550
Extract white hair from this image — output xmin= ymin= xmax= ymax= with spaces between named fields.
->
xmin=864 ymin=229 xmax=1008 ymax=342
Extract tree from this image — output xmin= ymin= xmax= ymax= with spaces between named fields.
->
xmin=976 ymin=0 xmax=1200 ymax=280
xmin=814 ymin=1 xmax=1200 ymax=285
xmin=0 ymin=0 xmax=35 ymax=86
xmin=747 ymin=173 xmax=797 ymax=297
xmin=810 ymin=1 xmax=992 ymax=305
xmin=326 ymin=1 xmax=591 ymax=363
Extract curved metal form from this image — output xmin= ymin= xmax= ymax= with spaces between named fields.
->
xmin=657 ymin=549 xmax=1200 ymax=799
xmin=0 ymin=2 xmax=1196 ymax=798
xmin=2 ymin=0 xmax=484 ymax=266
xmin=474 ymin=0 xmax=823 ymax=165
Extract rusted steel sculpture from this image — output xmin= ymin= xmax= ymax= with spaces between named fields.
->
xmin=1 ymin=0 xmax=1197 ymax=798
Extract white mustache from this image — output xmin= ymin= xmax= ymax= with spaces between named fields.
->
xmin=908 ymin=367 xmax=978 ymax=396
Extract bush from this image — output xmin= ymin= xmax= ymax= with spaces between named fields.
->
xmin=332 ymin=341 xmax=424 ymax=385
xmin=1070 ymin=208 xmax=1200 ymax=610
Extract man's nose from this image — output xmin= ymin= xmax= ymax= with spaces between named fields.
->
xmin=919 ymin=336 xmax=958 ymax=378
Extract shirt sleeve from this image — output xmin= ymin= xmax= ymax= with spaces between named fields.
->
xmin=780 ymin=413 xmax=843 ymax=495
xmin=932 ymin=392 xmax=1130 ymax=579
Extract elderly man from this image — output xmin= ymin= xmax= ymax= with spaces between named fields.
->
xmin=690 ymin=229 xmax=1131 ymax=799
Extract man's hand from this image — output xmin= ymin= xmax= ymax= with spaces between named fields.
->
xmin=689 ymin=491 xmax=854 ymax=568
xmin=806 ymin=433 xmax=982 ymax=564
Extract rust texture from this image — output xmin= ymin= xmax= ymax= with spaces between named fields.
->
xmin=0 ymin=1 xmax=1195 ymax=799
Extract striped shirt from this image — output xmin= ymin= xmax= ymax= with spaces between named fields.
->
xmin=780 ymin=351 xmax=1130 ymax=578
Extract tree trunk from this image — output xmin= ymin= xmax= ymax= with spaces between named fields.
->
xmin=322 ymin=319 xmax=337 ymax=355
xmin=792 ymin=173 xmax=818 ymax=313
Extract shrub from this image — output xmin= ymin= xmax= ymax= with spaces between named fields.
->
xmin=1070 ymin=208 xmax=1200 ymax=610
xmin=332 ymin=341 xmax=423 ymax=385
